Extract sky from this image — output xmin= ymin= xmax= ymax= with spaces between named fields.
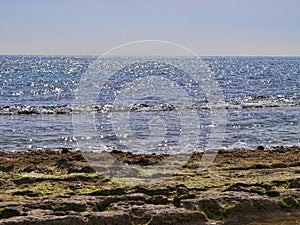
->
xmin=0 ymin=0 xmax=299 ymax=56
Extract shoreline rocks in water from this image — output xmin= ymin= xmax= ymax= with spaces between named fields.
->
xmin=0 ymin=146 xmax=300 ymax=224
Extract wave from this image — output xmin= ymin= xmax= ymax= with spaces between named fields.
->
xmin=1 ymin=100 xmax=300 ymax=115
xmin=0 ymin=105 xmax=73 ymax=115
xmin=0 ymin=104 xmax=177 ymax=115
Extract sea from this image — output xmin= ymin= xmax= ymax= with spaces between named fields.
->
xmin=0 ymin=56 xmax=300 ymax=153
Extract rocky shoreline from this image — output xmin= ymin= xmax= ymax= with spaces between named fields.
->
xmin=1 ymin=146 xmax=300 ymax=224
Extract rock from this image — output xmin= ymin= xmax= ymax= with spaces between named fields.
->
xmin=79 ymin=166 xmax=94 ymax=173
xmin=55 ymin=159 xmax=71 ymax=169
xmin=135 ymin=186 xmax=171 ymax=196
xmin=195 ymin=199 xmax=225 ymax=220
xmin=131 ymin=213 xmax=152 ymax=225
xmin=253 ymin=164 xmax=269 ymax=169
xmin=0 ymin=215 xmax=84 ymax=225
xmin=67 ymin=165 xmax=94 ymax=173
xmin=176 ymin=184 xmax=189 ymax=195
xmin=126 ymin=193 xmax=147 ymax=202
xmin=1 ymin=147 xmax=300 ymax=224
xmin=12 ymin=190 xmax=38 ymax=197
xmin=226 ymin=198 xmax=281 ymax=224
xmin=0 ymin=165 xmax=14 ymax=172
xmin=256 ymin=146 xmax=265 ymax=151
xmin=147 ymin=195 xmax=169 ymax=205
xmin=173 ymin=194 xmax=196 ymax=207
xmin=0 ymin=207 xmax=21 ymax=219
xmin=22 ymin=165 xmax=51 ymax=173
xmin=265 ymin=190 xmax=280 ymax=197
xmin=60 ymin=148 xmax=71 ymax=154
xmin=149 ymin=208 xmax=208 ymax=225
xmin=95 ymin=198 xmax=118 ymax=211
xmin=59 ymin=201 xmax=87 ymax=212
xmin=89 ymin=188 xmax=126 ymax=196
xmin=86 ymin=211 xmax=132 ymax=225
xmin=280 ymin=196 xmax=299 ymax=208
xmin=289 ymin=178 xmax=300 ymax=188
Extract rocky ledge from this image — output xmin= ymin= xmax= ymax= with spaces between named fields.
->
xmin=1 ymin=146 xmax=300 ymax=224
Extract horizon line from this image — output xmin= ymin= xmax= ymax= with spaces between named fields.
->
xmin=0 ymin=54 xmax=300 ymax=57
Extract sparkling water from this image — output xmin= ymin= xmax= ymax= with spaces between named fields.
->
xmin=0 ymin=56 xmax=299 ymax=152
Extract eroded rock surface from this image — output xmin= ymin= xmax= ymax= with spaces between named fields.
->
xmin=0 ymin=146 xmax=300 ymax=224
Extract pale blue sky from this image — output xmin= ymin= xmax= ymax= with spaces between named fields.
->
xmin=0 ymin=0 xmax=299 ymax=56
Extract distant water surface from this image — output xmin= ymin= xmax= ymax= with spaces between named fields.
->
xmin=0 ymin=56 xmax=300 ymax=153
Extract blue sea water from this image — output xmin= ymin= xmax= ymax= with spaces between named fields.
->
xmin=0 ymin=56 xmax=300 ymax=153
